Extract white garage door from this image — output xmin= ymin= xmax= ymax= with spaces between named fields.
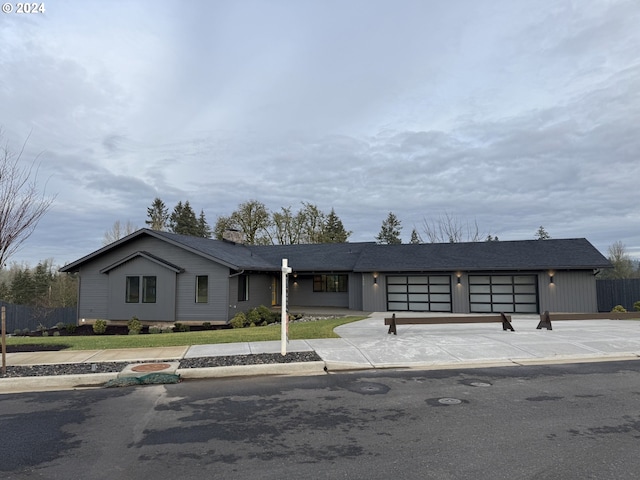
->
xmin=386 ymin=275 xmax=452 ymax=312
xmin=469 ymin=275 xmax=538 ymax=313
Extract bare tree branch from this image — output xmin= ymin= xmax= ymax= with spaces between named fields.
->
xmin=0 ymin=132 xmax=56 ymax=267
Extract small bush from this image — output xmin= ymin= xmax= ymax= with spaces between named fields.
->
xmin=22 ymin=328 xmax=30 ymax=335
xmin=65 ymin=323 xmax=77 ymax=334
xmin=148 ymin=326 xmax=163 ymax=334
xmin=53 ymin=331 xmax=60 ymax=337
xmin=611 ymin=305 xmax=627 ymax=313
xmin=36 ymin=323 xmax=47 ymax=332
xmin=55 ymin=322 xmax=65 ymax=330
xmin=42 ymin=331 xmax=49 ymax=337
xmin=93 ymin=319 xmax=108 ymax=334
xmin=634 ymin=301 xmax=640 ymax=312
xmin=13 ymin=329 xmax=22 ymax=336
xmin=230 ymin=312 xmax=247 ymax=329
xmin=173 ymin=322 xmax=190 ymax=332
xmin=246 ymin=308 xmax=261 ymax=325
xmin=128 ymin=317 xmax=142 ymax=335
xmin=202 ymin=322 xmax=212 ymax=330
xmin=256 ymin=305 xmax=277 ymax=324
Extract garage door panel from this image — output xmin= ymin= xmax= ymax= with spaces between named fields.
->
xmin=469 ymin=275 xmax=538 ymax=314
xmin=387 ymin=275 xmax=451 ymax=312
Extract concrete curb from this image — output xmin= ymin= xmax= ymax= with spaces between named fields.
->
xmin=177 ymin=361 xmax=327 ymax=379
xmin=0 ymin=372 xmax=118 ymax=394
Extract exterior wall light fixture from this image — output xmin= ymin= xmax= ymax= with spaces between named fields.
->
xmin=457 ymin=276 xmax=461 ymax=285
xmin=549 ymin=274 xmax=554 ymax=285
xmin=373 ymin=273 xmax=378 ymax=285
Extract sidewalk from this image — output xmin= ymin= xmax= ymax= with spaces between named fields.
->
xmin=2 ymin=313 xmax=640 ymax=393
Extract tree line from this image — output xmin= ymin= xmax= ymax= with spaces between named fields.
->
xmin=140 ymin=198 xmax=351 ymax=245
xmin=0 ymin=260 xmax=77 ymax=307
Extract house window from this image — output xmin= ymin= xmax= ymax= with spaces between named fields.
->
xmin=126 ymin=276 xmax=157 ymax=303
xmin=238 ymin=274 xmax=249 ymax=301
xmin=313 ymin=274 xmax=348 ymax=292
xmin=126 ymin=276 xmax=140 ymax=303
xmin=142 ymin=276 xmax=156 ymax=303
xmin=196 ymin=275 xmax=208 ymax=303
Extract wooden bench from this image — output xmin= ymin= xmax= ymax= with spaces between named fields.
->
xmin=537 ymin=311 xmax=640 ymax=330
xmin=385 ymin=312 xmax=514 ymax=335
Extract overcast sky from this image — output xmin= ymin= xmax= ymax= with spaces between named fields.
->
xmin=1 ymin=0 xmax=639 ymax=267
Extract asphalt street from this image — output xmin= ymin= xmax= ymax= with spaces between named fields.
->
xmin=2 ymin=360 xmax=640 ymax=479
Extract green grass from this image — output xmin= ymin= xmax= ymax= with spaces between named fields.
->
xmin=4 ymin=316 xmax=367 ymax=350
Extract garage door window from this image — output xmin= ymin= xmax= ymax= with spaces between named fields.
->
xmin=386 ymin=275 xmax=451 ymax=312
xmin=469 ymin=275 xmax=538 ymax=313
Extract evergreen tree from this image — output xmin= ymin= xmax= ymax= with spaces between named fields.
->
xmin=169 ymin=201 xmax=199 ymax=236
xmin=376 ymin=212 xmax=402 ymax=244
xmin=146 ymin=197 xmax=169 ymax=231
xmin=534 ymin=226 xmax=551 ymax=240
xmin=10 ymin=268 xmax=33 ymax=305
xmin=410 ymin=228 xmax=421 ymax=244
xmin=196 ymin=209 xmax=212 ymax=238
xmin=322 ymin=208 xmax=351 ymax=243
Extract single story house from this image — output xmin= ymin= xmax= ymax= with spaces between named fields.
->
xmin=59 ymin=228 xmax=611 ymax=325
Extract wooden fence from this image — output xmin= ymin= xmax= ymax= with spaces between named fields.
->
xmin=596 ymin=279 xmax=640 ymax=312
xmin=0 ymin=301 xmax=76 ymax=333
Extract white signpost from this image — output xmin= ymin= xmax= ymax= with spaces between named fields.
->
xmin=281 ymin=258 xmax=292 ymax=355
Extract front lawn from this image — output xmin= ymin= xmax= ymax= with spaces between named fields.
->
xmin=4 ymin=316 xmax=367 ymax=350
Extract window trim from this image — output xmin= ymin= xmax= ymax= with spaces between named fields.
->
xmin=126 ymin=276 xmax=140 ymax=303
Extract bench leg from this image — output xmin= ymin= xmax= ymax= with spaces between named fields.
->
xmin=536 ymin=311 xmax=552 ymax=330
xmin=500 ymin=312 xmax=515 ymax=331
xmin=387 ymin=313 xmax=397 ymax=335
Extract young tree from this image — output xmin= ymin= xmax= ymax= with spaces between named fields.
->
xmin=0 ymin=132 xmax=55 ymax=268
xmin=534 ymin=226 xmax=551 ymax=240
xmin=145 ymin=197 xmax=169 ymax=231
xmin=196 ymin=209 xmax=212 ymax=238
xmin=322 ymin=208 xmax=351 ymax=243
xmin=409 ymin=228 xmax=421 ymax=244
xmin=376 ymin=212 xmax=402 ymax=244
xmin=103 ymin=220 xmax=138 ymax=245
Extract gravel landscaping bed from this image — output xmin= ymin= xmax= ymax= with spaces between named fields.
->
xmin=0 ymin=351 xmax=323 ymax=378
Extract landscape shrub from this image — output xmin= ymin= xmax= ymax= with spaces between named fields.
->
xmin=173 ymin=322 xmax=190 ymax=332
xmin=256 ymin=305 xmax=277 ymax=324
xmin=611 ymin=305 xmax=627 ymax=312
xmin=56 ymin=322 xmax=65 ymax=330
xmin=42 ymin=331 xmax=49 ymax=337
xmin=634 ymin=301 xmax=640 ymax=312
xmin=246 ymin=308 xmax=261 ymax=326
xmin=93 ymin=319 xmax=108 ymax=334
xmin=22 ymin=328 xmax=30 ymax=335
xmin=230 ymin=312 xmax=246 ymax=329
xmin=148 ymin=326 xmax=163 ymax=334
xmin=13 ymin=329 xmax=22 ymax=336
xmin=128 ymin=317 xmax=142 ymax=335
xmin=202 ymin=322 xmax=212 ymax=330
xmin=53 ymin=331 xmax=60 ymax=337
xmin=65 ymin=323 xmax=77 ymax=334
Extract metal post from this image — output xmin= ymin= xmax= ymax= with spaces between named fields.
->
xmin=280 ymin=259 xmax=292 ymax=356
xmin=2 ymin=306 xmax=6 ymax=375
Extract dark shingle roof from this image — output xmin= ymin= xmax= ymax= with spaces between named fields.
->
xmin=60 ymin=229 xmax=610 ymax=273
xmin=352 ymin=238 xmax=611 ymax=272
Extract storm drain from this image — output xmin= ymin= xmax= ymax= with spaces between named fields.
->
xmin=104 ymin=361 xmax=181 ymax=388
